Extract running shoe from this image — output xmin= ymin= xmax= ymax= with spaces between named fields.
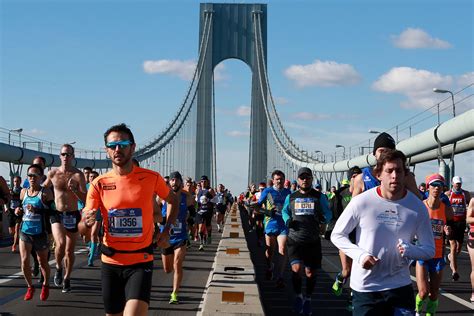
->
xmin=40 ymin=285 xmax=49 ymax=301
xmin=332 ymin=273 xmax=345 ymax=296
xmin=24 ymin=287 xmax=35 ymax=301
xmin=452 ymin=272 xmax=460 ymax=281
xmin=169 ymin=292 xmax=179 ymax=304
xmin=62 ymin=278 xmax=71 ymax=293
xmin=293 ymin=296 xmax=304 ymax=314
xmin=302 ymin=298 xmax=312 ymax=316
xmin=54 ymin=268 xmax=63 ymax=287
xmin=275 ymin=277 xmax=285 ymax=289
xmin=199 ymin=244 xmax=204 ymax=251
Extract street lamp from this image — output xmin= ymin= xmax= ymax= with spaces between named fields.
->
xmin=314 ymin=150 xmax=322 ymax=162
xmin=8 ymin=128 xmax=23 ymax=146
xmin=433 ymin=88 xmax=455 ymax=117
xmin=335 ymin=145 xmax=346 ymax=160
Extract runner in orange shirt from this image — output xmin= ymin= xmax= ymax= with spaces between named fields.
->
xmin=415 ymin=174 xmax=454 ymax=316
xmin=81 ymin=123 xmax=179 ymax=316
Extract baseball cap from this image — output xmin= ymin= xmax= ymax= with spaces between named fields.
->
xmin=200 ymin=175 xmax=209 ymax=181
xmin=341 ymin=179 xmax=350 ymax=186
xmin=169 ymin=171 xmax=182 ymax=181
xmin=315 ymin=183 xmax=322 ymax=189
xmin=452 ymin=176 xmax=462 ymax=184
xmin=373 ymin=132 xmax=396 ymax=155
xmin=425 ymin=174 xmax=445 ymax=186
xmin=297 ymin=167 xmax=313 ymax=178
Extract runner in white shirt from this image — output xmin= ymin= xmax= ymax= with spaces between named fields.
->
xmin=331 ymin=149 xmax=434 ymax=315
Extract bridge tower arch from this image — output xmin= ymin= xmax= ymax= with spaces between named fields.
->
xmin=195 ymin=3 xmax=268 ymax=185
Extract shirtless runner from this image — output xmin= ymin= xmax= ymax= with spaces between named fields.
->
xmin=43 ymin=144 xmax=87 ymax=293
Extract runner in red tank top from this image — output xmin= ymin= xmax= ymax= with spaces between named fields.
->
xmin=447 ymin=176 xmax=472 ymax=282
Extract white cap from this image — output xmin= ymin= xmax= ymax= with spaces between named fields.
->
xmin=452 ymin=176 xmax=462 ymax=184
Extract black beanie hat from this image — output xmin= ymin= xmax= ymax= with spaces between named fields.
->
xmin=372 ymin=132 xmax=396 ymax=155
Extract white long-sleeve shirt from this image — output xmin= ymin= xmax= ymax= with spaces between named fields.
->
xmin=331 ymin=187 xmax=434 ymax=292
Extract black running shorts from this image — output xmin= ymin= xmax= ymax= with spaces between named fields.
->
xmin=101 ymin=261 xmax=154 ymax=314
xmin=287 ymin=237 xmax=322 ymax=269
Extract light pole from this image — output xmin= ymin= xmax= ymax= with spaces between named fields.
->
xmin=433 ymin=88 xmax=456 ymax=184
xmin=335 ymin=145 xmax=346 ymax=160
xmin=314 ymin=150 xmax=322 ymax=162
xmin=8 ymin=128 xmax=23 ymax=145
xmin=433 ymin=88 xmax=455 ymax=117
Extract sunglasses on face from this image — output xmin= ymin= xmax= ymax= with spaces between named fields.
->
xmin=60 ymin=152 xmax=72 ymax=157
xmin=429 ymin=182 xmax=443 ymax=187
xmin=27 ymin=173 xmax=40 ymax=178
xmin=106 ymin=140 xmax=132 ymax=149
xmin=298 ymin=175 xmax=313 ymax=180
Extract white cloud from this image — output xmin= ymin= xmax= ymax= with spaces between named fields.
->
xmin=143 ymin=59 xmax=227 ymax=81
xmin=392 ymin=28 xmax=452 ymax=49
xmin=226 ymin=130 xmax=249 ymax=137
xmin=457 ymin=72 xmax=474 ymax=87
xmin=26 ymin=128 xmax=47 ymax=136
xmin=372 ymin=67 xmax=454 ymax=109
xmin=284 ymin=60 xmax=361 ymax=88
xmin=236 ymin=105 xmax=251 ymax=116
xmin=291 ymin=112 xmax=331 ymax=121
xmin=143 ymin=59 xmax=196 ymax=80
xmin=274 ymin=96 xmax=289 ymax=105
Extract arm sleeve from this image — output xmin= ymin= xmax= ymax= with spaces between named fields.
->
xmin=320 ymin=194 xmax=332 ymax=224
xmin=257 ymin=188 xmax=268 ymax=206
xmin=154 ymin=174 xmax=171 ymax=200
xmin=330 ymin=200 xmax=371 ymax=266
xmin=281 ymin=195 xmax=292 ymax=226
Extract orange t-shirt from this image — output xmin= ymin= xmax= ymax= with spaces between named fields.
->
xmin=423 ymin=200 xmax=446 ymax=259
xmin=85 ymin=166 xmax=170 ymax=266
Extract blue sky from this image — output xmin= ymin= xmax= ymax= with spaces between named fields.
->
xmin=1 ymin=0 xmax=473 ymax=194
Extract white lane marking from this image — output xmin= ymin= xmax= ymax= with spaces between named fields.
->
xmin=0 ymin=248 xmax=88 ymax=285
xmin=409 ymin=276 xmax=474 ymax=310
xmin=322 ymin=245 xmax=474 ymax=310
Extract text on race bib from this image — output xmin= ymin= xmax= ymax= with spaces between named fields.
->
xmin=108 ymin=208 xmax=143 ymax=237
xmin=294 ymin=198 xmax=315 ymax=216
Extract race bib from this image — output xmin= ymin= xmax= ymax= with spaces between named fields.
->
xmin=294 ymin=198 xmax=315 ymax=216
xmin=431 ymin=218 xmax=444 ymax=239
xmin=108 ymin=208 xmax=143 ymax=237
xmin=22 ymin=210 xmax=42 ymax=235
xmin=452 ymin=204 xmax=466 ymax=217
xmin=172 ymin=220 xmax=183 ymax=235
xmin=62 ymin=212 xmax=77 ymax=230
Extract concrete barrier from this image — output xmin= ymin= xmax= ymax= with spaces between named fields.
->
xmin=200 ymin=203 xmax=265 ymax=315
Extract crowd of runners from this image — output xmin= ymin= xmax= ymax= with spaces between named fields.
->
xmin=0 ymin=125 xmax=473 ymax=316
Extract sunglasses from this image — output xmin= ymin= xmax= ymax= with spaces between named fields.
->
xmin=429 ymin=182 xmax=443 ymax=187
xmin=60 ymin=152 xmax=72 ymax=157
xmin=27 ymin=173 xmax=40 ymax=178
xmin=106 ymin=140 xmax=132 ymax=149
xmin=298 ymin=174 xmax=313 ymax=180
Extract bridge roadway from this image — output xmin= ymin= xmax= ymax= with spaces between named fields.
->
xmin=0 ymin=207 xmax=473 ymax=315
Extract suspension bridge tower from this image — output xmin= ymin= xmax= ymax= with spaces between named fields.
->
xmin=195 ymin=3 xmax=268 ymax=184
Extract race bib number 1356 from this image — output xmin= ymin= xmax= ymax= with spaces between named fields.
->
xmin=108 ymin=208 xmax=143 ymax=237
